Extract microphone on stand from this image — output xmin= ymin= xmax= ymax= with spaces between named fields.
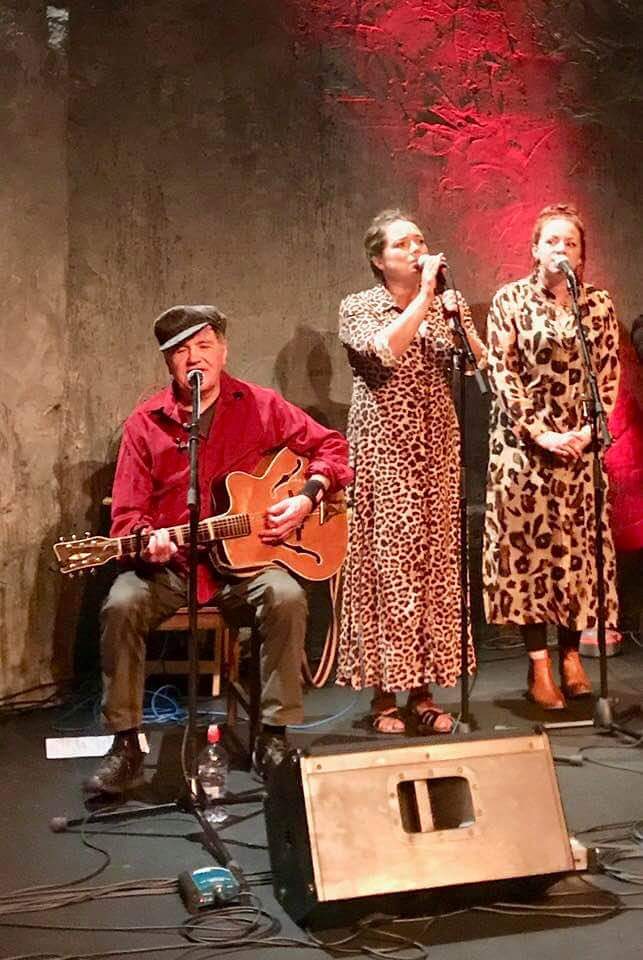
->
xmin=187 ymin=369 xmax=204 ymax=386
xmin=551 ymin=253 xmax=579 ymax=295
xmin=417 ymin=254 xmax=488 ymax=395
xmin=187 ymin=369 xmax=203 ymax=421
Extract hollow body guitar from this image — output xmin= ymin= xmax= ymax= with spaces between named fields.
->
xmin=53 ymin=447 xmax=348 ymax=582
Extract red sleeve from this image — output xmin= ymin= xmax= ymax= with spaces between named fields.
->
xmin=264 ymin=392 xmax=353 ymax=492
xmin=109 ymin=417 xmax=155 ymax=538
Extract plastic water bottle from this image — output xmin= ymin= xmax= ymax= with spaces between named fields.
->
xmin=197 ymin=725 xmax=228 ymax=824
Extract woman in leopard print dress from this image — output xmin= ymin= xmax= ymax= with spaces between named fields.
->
xmin=483 ymin=203 xmax=620 ymax=709
xmin=336 ymin=210 xmax=484 ymax=733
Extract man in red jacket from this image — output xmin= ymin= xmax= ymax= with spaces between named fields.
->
xmin=84 ymin=305 xmax=352 ymax=795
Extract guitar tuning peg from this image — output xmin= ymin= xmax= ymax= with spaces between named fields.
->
xmin=85 ymin=531 xmax=91 ymax=537
xmin=90 ymin=569 xmax=97 ymax=576
xmin=71 ymin=532 xmax=76 ymax=538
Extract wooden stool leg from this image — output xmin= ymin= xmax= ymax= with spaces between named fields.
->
xmin=210 ymin=625 xmax=222 ymax=697
xmin=248 ymin=629 xmax=262 ymax=759
xmin=226 ymin=627 xmax=239 ymax=727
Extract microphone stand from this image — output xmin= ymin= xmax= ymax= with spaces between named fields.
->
xmin=566 ymin=276 xmax=613 ymax=729
xmin=186 ymin=370 xmax=203 ymax=779
xmin=543 ymin=270 xmax=640 ymax=740
xmin=179 ymin=371 xmax=250 ymax=887
xmin=443 ymin=272 xmax=489 ymax=733
xmin=556 ymin=270 xmax=640 ymax=739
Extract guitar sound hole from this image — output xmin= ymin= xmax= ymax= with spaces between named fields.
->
xmin=280 ymin=541 xmax=322 ymax=564
xmin=271 ymin=460 xmax=304 ymax=494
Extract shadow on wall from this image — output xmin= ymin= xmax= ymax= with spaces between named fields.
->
xmin=274 ymin=325 xmax=350 ymax=435
xmin=48 ymin=425 xmax=123 ymax=685
xmin=273 ymin=326 xmax=350 ymax=662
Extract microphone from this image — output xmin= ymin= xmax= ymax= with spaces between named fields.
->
xmin=551 ymin=253 xmax=578 ymax=291
xmin=187 ymin=368 xmax=203 ymax=421
xmin=187 ymin=369 xmax=203 ymax=386
xmin=416 ymin=254 xmax=454 ymax=292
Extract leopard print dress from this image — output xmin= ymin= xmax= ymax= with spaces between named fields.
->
xmin=336 ymin=284 xmax=476 ymax=692
xmin=483 ymin=275 xmax=620 ymax=629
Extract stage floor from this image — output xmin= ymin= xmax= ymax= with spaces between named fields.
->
xmin=1 ymin=637 xmax=642 ymax=960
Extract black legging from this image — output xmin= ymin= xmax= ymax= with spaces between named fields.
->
xmin=520 ymin=624 xmax=581 ymax=653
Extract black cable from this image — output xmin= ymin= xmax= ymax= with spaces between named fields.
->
xmin=0 ymin=681 xmax=68 ymax=704
xmin=0 ymin=691 xmax=66 ymax=715
xmin=580 ymin=747 xmax=643 ymax=776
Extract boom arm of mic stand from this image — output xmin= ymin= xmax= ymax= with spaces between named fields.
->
xmin=449 ymin=309 xmax=489 ymax=396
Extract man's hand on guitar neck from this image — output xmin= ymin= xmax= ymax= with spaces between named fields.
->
xmin=143 ymin=527 xmax=178 ymax=564
xmin=260 ymin=495 xmax=314 ymax=545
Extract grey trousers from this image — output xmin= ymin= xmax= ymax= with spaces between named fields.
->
xmin=100 ymin=566 xmax=308 ymax=732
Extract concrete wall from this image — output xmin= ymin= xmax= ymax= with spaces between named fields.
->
xmin=1 ymin=0 xmax=640 ymax=697
xmin=0 ymin=2 xmax=69 ymax=700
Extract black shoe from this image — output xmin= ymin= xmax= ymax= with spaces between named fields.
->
xmin=252 ymin=732 xmax=289 ymax=782
xmin=83 ymin=736 xmax=145 ymax=796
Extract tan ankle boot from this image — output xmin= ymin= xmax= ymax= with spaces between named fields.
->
xmin=559 ymin=648 xmax=592 ymax=699
xmin=527 ymin=655 xmax=565 ymax=710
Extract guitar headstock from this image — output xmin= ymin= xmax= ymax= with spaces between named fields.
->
xmin=53 ymin=535 xmax=119 ymax=575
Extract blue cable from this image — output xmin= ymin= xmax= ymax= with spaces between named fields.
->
xmin=143 ymin=684 xmax=186 ymax=724
xmin=142 ymin=685 xmax=229 ymax=725
xmin=289 ymin=693 xmax=362 ymax=730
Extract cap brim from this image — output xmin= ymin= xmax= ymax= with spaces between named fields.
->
xmin=159 ymin=321 xmax=210 ymax=352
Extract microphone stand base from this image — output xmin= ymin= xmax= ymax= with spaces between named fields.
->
xmin=593 ymin=696 xmax=614 ymax=730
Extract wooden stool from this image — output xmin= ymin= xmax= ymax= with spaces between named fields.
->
xmin=146 ymin=606 xmax=228 ymax=696
xmin=146 ymin=605 xmax=262 ymax=764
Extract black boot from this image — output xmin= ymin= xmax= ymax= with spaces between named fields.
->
xmin=83 ymin=732 xmax=145 ymax=796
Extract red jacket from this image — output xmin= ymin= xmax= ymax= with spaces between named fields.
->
xmin=110 ymin=371 xmax=352 ymax=602
xmin=605 ymin=335 xmax=643 ymax=552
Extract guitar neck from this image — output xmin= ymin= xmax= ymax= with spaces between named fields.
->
xmin=116 ymin=513 xmax=251 ymax=557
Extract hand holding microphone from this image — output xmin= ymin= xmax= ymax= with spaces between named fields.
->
xmin=416 ymin=251 xmax=449 ymax=298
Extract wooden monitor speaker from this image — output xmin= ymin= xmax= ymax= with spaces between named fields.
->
xmin=264 ymin=731 xmax=574 ymax=924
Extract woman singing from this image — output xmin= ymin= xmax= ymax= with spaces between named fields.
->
xmin=336 ymin=209 xmax=484 ymax=733
xmin=483 ymin=203 xmax=620 ymax=709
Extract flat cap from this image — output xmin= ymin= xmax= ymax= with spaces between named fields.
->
xmin=153 ymin=304 xmax=227 ymax=352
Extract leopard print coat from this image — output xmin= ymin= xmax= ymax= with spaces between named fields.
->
xmin=483 ymin=275 xmax=620 ymax=630
xmin=336 ymin=284 xmax=477 ymax=692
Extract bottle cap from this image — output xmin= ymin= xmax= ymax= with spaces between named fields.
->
xmin=207 ymin=724 xmax=220 ymax=744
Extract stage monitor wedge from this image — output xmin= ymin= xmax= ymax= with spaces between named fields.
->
xmin=265 ymin=731 xmax=575 ymax=924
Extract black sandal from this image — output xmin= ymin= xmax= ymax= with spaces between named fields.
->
xmin=371 ymin=706 xmax=406 ymax=734
xmin=415 ymin=703 xmax=454 ymax=734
